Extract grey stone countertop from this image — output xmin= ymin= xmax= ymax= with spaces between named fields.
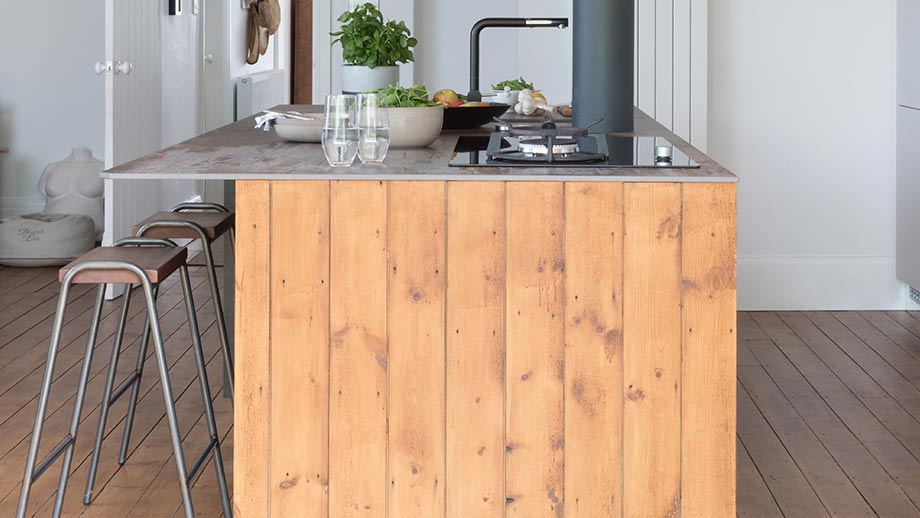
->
xmin=103 ymin=105 xmax=737 ymax=183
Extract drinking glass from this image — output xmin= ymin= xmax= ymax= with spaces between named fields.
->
xmin=356 ymin=93 xmax=391 ymax=164
xmin=322 ymin=94 xmax=358 ymax=167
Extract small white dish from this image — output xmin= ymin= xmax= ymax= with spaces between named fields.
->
xmin=274 ymin=117 xmax=323 ymax=143
xmin=492 ymin=89 xmax=542 ymax=107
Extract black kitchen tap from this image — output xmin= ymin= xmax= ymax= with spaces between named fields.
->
xmin=467 ymin=17 xmax=569 ymax=102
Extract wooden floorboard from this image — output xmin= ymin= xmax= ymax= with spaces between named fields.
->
xmin=2 ymin=268 xmax=920 ymax=517
xmin=0 ymin=264 xmax=233 ymax=517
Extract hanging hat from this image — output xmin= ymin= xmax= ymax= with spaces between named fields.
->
xmin=261 ymin=0 xmax=281 ymax=36
xmin=258 ymin=26 xmax=270 ymax=56
xmin=246 ymin=6 xmax=260 ymax=64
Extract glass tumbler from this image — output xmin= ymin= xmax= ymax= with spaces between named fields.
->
xmin=322 ymin=94 xmax=358 ymax=167
xmin=356 ymin=93 xmax=391 ymax=164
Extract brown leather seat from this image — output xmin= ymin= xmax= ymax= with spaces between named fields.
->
xmin=59 ymin=246 xmax=188 ymax=284
xmin=132 ymin=211 xmax=235 ymax=241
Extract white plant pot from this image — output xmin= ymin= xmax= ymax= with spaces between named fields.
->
xmin=341 ymin=65 xmax=399 ymax=93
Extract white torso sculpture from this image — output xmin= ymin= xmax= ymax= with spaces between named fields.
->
xmin=38 ymin=147 xmax=104 ymax=240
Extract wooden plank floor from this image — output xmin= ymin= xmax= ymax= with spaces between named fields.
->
xmin=0 ymin=263 xmax=232 ymax=517
xmin=2 ymin=265 xmax=920 ymax=516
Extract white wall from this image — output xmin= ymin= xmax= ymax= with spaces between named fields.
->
xmin=0 ymin=1 xmax=216 ymax=219
xmin=635 ymin=0 xmax=708 ymax=150
xmin=709 ymin=0 xmax=903 ymax=309
xmin=232 ymin=0 xmax=292 ymax=112
xmin=317 ymin=0 xmax=707 ymax=151
xmin=317 ymin=0 xmax=575 ymax=105
xmin=0 ymin=1 xmax=105 ymax=218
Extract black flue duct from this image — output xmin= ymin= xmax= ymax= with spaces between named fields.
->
xmin=573 ymin=0 xmax=634 ymax=133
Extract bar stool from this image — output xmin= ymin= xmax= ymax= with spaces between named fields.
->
xmin=17 ymin=238 xmax=231 ymax=518
xmin=133 ymin=203 xmax=234 ymax=397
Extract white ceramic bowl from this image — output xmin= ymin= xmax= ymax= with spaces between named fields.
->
xmin=492 ymin=89 xmax=542 ymax=107
xmin=274 ymin=117 xmax=323 ymax=143
xmin=387 ymin=106 xmax=445 ymax=148
xmin=493 ymin=90 xmax=519 ymax=106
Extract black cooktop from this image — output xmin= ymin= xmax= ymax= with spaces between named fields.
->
xmin=449 ymin=134 xmax=700 ymax=169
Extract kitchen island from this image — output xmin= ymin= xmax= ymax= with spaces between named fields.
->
xmin=105 ymin=106 xmax=737 ymax=518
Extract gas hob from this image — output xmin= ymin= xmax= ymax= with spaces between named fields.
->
xmin=448 ymin=117 xmax=699 ymax=169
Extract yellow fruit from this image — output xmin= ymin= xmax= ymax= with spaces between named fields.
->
xmin=433 ymin=89 xmax=460 ymax=106
xmin=532 ymin=92 xmax=547 ymax=102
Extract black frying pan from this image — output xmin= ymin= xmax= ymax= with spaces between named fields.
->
xmin=442 ymin=103 xmax=510 ymax=130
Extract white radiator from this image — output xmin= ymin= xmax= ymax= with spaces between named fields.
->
xmin=236 ymin=70 xmax=287 ymax=120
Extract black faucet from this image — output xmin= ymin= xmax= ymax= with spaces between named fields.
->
xmin=468 ymin=17 xmax=569 ymax=102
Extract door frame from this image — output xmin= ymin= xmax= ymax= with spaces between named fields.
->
xmin=292 ymin=0 xmax=313 ymax=103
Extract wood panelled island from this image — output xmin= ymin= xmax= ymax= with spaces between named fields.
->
xmin=105 ymin=107 xmax=737 ymax=518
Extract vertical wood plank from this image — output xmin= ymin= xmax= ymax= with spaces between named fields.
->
xmin=681 ymin=183 xmax=736 ymax=517
xmin=387 ymin=181 xmax=447 ymax=517
xmin=564 ymin=183 xmax=624 ymax=518
xmin=655 ymin=0 xmax=674 ymax=129
xmin=269 ymin=181 xmax=330 ymax=517
xmin=673 ymin=0 xmax=692 ymax=140
xmin=234 ymin=180 xmax=272 ymax=517
xmin=446 ymin=182 xmax=505 ymax=518
xmin=329 ymin=180 xmax=388 ymax=518
xmin=505 ymin=182 xmax=565 ymax=517
xmin=623 ymin=183 xmax=683 ymax=518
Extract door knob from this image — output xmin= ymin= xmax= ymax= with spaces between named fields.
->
xmin=115 ymin=61 xmax=133 ymax=75
xmin=94 ymin=61 xmax=112 ymax=75
xmin=205 ymin=53 xmax=214 ymax=64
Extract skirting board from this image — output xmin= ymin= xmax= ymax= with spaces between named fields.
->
xmin=738 ymin=255 xmax=916 ymax=311
xmin=0 ymin=196 xmax=44 ymax=219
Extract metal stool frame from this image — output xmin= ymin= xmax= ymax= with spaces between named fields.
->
xmin=134 ymin=203 xmax=234 ymax=400
xmin=17 ymin=238 xmax=231 ymax=518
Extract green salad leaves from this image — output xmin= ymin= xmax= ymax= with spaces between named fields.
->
xmin=491 ymin=77 xmax=535 ymax=91
xmin=373 ymin=85 xmax=439 ymax=108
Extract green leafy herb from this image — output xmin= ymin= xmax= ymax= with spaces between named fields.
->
xmin=491 ymin=77 xmax=535 ymax=91
xmin=373 ymin=85 xmax=439 ymax=108
xmin=331 ymin=3 xmax=417 ymax=68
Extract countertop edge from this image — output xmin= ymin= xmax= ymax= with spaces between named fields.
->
xmin=100 ymin=171 xmax=738 ymax=183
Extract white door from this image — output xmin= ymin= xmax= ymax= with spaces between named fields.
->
xmin=102 ymin=0 xmax=205 ymax=263
xmin=102 ymin=0 xmax=165 ymax=252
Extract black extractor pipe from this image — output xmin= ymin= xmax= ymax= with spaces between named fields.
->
xmin=573 ymin=0 xmax=634 ymax=133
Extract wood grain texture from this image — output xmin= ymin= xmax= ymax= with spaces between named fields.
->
xmin=446 ymin=182 xmax=506 ymax=518
xmin=291 ymin=0 xmax=313 ymax=104
xmin=234 ymin=180 xmax=272 ymax=517
xmin=563 ymin=182 xmax=623 ymax=518
xmin=329 ymin=180 xmax=388 ymax=518
xmin=623 ymin=183 xmax=683 ymax=518
xmin=681 ymin=183 xmax=736 ymax=517
xmin=269 ymin=181 xmax=330 ymax=517
xmin=505 ymin=182 xmax=565 ymax=517
xmin=387 ymin=181 xmax=447 ymax=516
xmin=227 ymin=180 xmax=738 ymax=517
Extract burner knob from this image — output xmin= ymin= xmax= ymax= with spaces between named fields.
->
xmin=655 ymin=145 xmax=673 ymax=162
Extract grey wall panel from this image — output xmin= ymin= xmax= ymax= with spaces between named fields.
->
xmin=899 ymin=0 xmax=920 ymax=109
xmin=897 ymin=106 xmax=920 ymax=286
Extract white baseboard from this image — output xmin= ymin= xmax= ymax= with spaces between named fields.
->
xmin=0 ymin=196 xmax=44 ymax=219
xmin=738 ymin=255 xmax=911 ymax=311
